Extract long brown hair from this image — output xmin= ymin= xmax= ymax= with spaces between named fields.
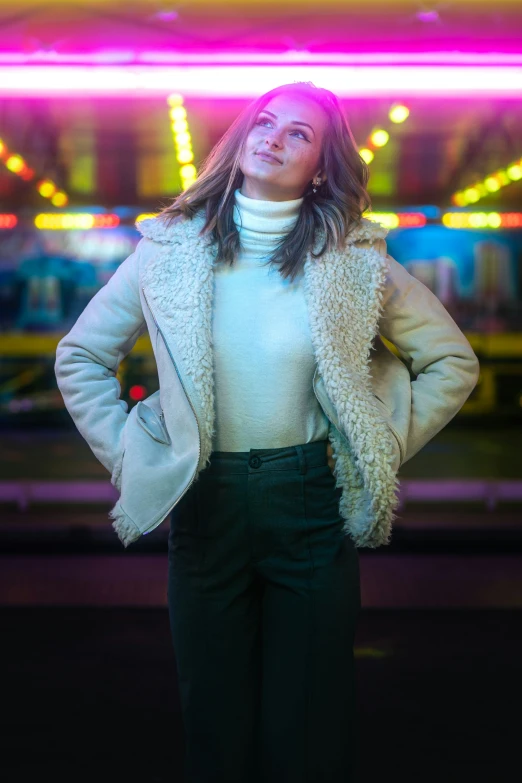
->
xmin=158 ymin=81 xmax=372 ymax=281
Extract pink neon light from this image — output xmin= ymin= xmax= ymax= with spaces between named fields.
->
xmin=0 ymin=65 xmax=520 ymax=97
xmin=0 ymin=52 xmax=521 ymax=66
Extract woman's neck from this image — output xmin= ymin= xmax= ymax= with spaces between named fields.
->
xmin=233 ymin=188 xmax=303 ymax=251
xmin=239 ymin=180 xmax=304 ymax=202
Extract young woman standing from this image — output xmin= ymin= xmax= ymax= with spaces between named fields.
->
xmin=55 ymin=82 xmax=480 ymax=782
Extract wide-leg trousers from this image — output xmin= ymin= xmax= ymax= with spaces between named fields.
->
xmin=167 ymin=439 xmax=362 ymax=783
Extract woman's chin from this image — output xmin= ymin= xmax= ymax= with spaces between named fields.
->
xmin=247 ymin=167 xmax=281 ymax=182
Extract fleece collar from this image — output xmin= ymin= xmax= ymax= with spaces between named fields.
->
xmin=136 ymin=210 xmax=389 ymax=246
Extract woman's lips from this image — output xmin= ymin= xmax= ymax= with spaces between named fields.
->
xmin=256 ymin=152 xmax=282 ymax=164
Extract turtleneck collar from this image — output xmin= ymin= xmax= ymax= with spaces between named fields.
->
xmin=233 ymin=188 xmax=303 ymax=254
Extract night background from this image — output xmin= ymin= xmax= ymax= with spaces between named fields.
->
xmin=1 ymin=2 xmax=521 ymax=781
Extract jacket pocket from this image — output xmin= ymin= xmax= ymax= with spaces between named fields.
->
xmin=372 ymin=393 xmax=405 ymax=469
xmin=136 ymin=391 xmax=171 ymax=445
xmin=370 ymin=335 xmax=411 ymax=466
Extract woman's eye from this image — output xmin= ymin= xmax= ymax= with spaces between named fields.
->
xmin=256 ymin=120 xmax=309 ymax=141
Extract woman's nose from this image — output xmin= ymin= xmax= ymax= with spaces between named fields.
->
xmin=265 ymin=133 xmax=283 ymax=148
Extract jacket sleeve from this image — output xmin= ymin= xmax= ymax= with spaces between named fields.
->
xmin=54 ymin=238 xmax=148 ymax=484
xmin=375 ymin=238 xmax=480 ymax=463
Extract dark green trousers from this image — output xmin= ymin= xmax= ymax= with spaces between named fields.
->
xmin=167 ymin=439 xmax=361 ymax=783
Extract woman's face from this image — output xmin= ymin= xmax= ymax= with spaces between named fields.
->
xmin=239 ymin=93 xmax=328 ymax=202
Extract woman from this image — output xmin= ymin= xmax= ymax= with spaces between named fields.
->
xmin=55 ymin=81 xmax=480 ymax=782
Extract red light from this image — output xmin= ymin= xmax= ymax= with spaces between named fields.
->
xmin=0 ymin=214 xmax=17 ymax=229
xmin=501 ymin=213 xmax=522 ymax=228
xmin=93 ymin=214 xmax=120 ymax=228
xmin=398 ymin=213 xmax=426 ymax=228
xmin=129 ymin=385 xmax=147 ymax=401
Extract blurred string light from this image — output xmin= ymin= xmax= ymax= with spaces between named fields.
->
xmin=0 ymin=214 xmax=17 ymax=229
xmin=0 ymin=138 xmax=34 ymax=180
xmin=452 ymin=157 xmax=522 ymax=206
xmin=364 ymin=212 xmax=426 ymax=229
xmin=34 ymin=213 xmax=120 ymax=230
xmin=7 ymin=210 xmax=522 ymax=232
xmin=0 ymin=136 xmax=69 ymax=206
xmin=359 ymin=102 xmax=410 ymax=164
xmin=166 ymin=93 xmax=197 ymax=191
xmin=442 ymin=212 xmax=522 ymax=229
xmin=36 ymin=179 xmax=69 ymax=206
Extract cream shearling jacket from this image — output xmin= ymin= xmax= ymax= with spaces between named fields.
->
xmin=54 ymin=212 xmax=480 ymax=549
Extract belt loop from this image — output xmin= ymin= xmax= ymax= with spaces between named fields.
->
xmin=294 ymin=444 xmax=307 ymax=475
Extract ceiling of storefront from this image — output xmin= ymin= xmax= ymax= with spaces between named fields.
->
xmin=0 ymin=1 xmax=520 ymax=209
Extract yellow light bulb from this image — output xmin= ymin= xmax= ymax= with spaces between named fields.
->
xmin=487 ymin=212 xmax=501 ymax=228
xmin=170 ymin=106 xmax=187 ymax=121
xmin=359 ymin=148 xmax=374 ymax=164
xmin=173 ymin=119 xmax=188 ymax=133
xmin=464 ymin=188 xmax=480 ymax=203
xmin=484 ymin=177 xmax=501 ymax=192
xmin=177 ymin=149 xmax=194 ymax=164
xmin=51 ymin=192 xmax=68 ymax=207
xmin=38 ymin=180 xmax=57 ymax=198
xmin=180 ymin=164 xmax=197 ymax=178
xmin=506 ymin=164 xmax=522 ymax=181
xmin=389 ymin=105 xmax=409 ymax=123
xmin=175 ymin=132 xmax=192 ymax=147
xmin=370 ymin=130 xmax=389 ymax=148
xmin=452 ymin=193 xmax=467 ymax=207
xmin=6 ymin=154 xmax=25 ymax=173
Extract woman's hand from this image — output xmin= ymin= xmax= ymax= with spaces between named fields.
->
xmin=326 ymin=440 xmax=336 ymax=473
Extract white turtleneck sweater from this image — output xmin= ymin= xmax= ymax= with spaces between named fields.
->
xmin=211 ymin=188 xmax=330 ymax=451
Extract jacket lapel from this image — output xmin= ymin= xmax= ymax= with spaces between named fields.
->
xmin=301 ymin=222 xmax=400 ymax=544
xmin=138 ymin=212 xmax=216 ymax=471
